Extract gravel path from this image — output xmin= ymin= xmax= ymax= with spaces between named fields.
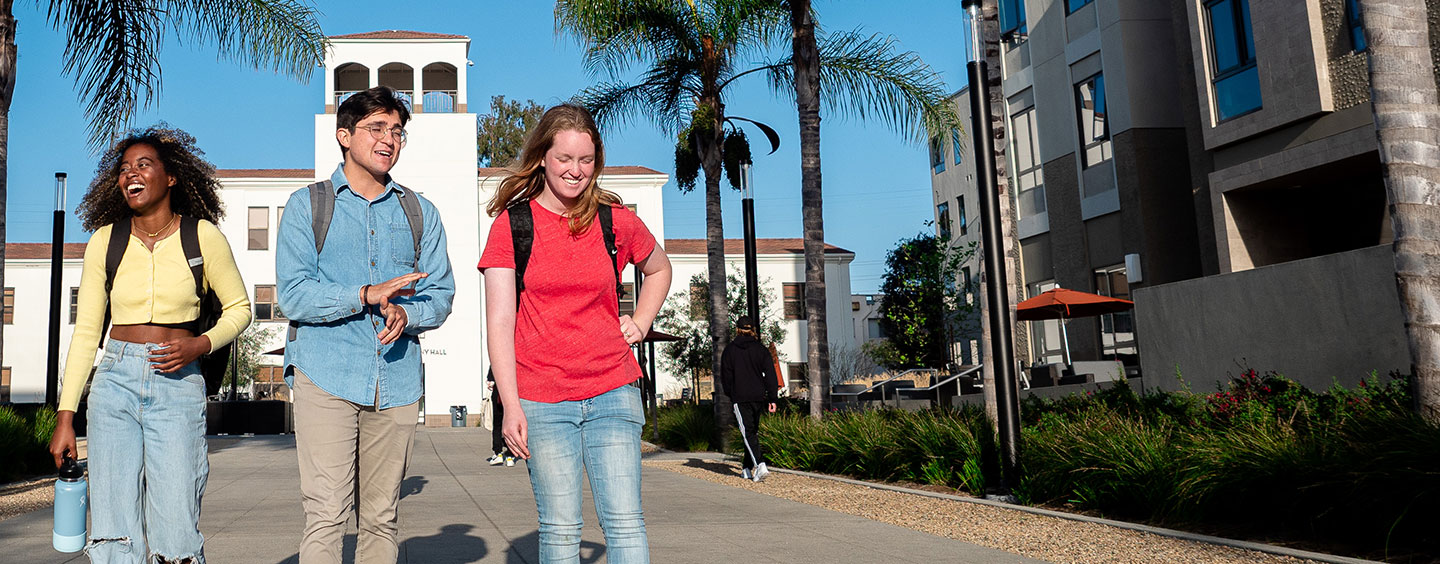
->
xmin=0 ymin=478 xmax=54 ymax=523
xmin=645 ymin=458 xmax=1326 ymax=564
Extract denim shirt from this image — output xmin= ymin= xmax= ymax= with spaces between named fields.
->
xmin=276 ymin=164 xmax=455 ymax=408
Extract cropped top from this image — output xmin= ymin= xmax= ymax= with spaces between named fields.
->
xmin=58 ymin=219 xmax=252 ymax=411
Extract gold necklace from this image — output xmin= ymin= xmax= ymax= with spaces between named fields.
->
xmin=134 ymin=214 xmax=177 ymax=238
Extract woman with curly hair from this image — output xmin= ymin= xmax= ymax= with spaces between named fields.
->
xmin=48 ymin=125 xmax=252 ymax=564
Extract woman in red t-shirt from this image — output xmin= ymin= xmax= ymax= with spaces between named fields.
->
xmin=478 ymin=104 xmax=672 ymax=564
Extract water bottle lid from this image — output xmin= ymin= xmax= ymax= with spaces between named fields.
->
xmin=58 ymin=456 xmax=84 ymax=481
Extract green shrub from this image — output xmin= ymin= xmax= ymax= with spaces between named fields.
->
xmin=0 ymin=405 xmax=59 ymax=483
xmin=646 ymin=403 xmax=718 ymax=452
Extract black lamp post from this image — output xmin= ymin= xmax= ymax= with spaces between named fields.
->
xmin=740 ymin=162 xmax=760 ymax=325
xmin=962 ymin=0 xmax=1023 ymax=493
xmin=45 ymin=173 xmax=67 ymax=407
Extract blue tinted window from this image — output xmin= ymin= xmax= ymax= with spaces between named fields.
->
xmin=952 ymin=129 xmax=964 ymax=165
xmin=930 ymin=136 xmax=946 ymax=174
xmin=957 ymin=196 xmax=968 ymax=236
xmin=937 ymin=202 xmax=951 ymax=239
xmin=1067 ymin=0 xmax=1093 ymax=14
xmin=1076 ymin=73 xmax=1111 ymax=167
xmin=1001 ymin=0 xmax=1028 ymax=36
xmin=1206 ymin=0 xmax=1261 ymax=120
xmin=1347 ymin=0 xmax=1367 ymax=52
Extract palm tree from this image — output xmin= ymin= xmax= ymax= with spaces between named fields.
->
xmin=558 ymin=0 xmax=955 ymax=419
xmin=1356 ymin=0 xmax=1440 ymax=421
xmin=0 ymin=0 xmax=326 ymax=381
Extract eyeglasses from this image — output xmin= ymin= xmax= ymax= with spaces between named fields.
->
xmin=356 ymin=123 xmax=408 ymax=145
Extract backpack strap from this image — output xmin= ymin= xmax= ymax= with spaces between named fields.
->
xmin=179 ymin=216 xmax=206 ymax=301
xmin=395 ymin=184 xmax=424 ymax=266
xmin=102 ymin=217 xmax=132 ymax=337
xmin=508 ymin=201 xmax=534 ymax=298
xmin=597 ymin=205 xmax=623 ymax=305
xmin=307 ymin=180 xmax=335 ymax=254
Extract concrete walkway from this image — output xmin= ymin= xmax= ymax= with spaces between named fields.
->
xmin=0 ymin=428 xmax=1043 ymax=563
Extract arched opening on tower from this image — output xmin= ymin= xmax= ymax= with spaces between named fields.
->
xmin=422 ymin=63 xmax=459 ymax=113
xmin=334 ymin=63 xmax=369 ymax=108
xmin=379 ymin=63 xmax=415 ymax=108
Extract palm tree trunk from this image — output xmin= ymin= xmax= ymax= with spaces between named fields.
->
xmin=974 ymin=0 xmax=1025 ymax=426
xmin=1358 ymin=0 xmax=1440 ymax=422
xmin=697 ymin=97 xmax=734 ymax=434
xmin=0 ymin=0 xmax=16 ymax=377
xmin=792 ymin=0 xmax=830 ymax=419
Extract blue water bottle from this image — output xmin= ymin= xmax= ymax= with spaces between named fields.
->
xmin=53 ymin=454 xmax=87 ymax=553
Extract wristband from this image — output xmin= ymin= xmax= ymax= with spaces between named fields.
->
xmin=362 ymin=284 xmax=371 ymax=304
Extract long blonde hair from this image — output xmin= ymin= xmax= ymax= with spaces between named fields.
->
xmin=486 ymin=104 xmax=620 ymax=234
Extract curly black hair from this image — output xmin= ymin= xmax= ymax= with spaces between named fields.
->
xmin=76 ymin=124 xmax=226 ymax=232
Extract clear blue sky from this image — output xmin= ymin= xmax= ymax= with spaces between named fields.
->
xmin=5 ymin=1 xmax=972 ymax=293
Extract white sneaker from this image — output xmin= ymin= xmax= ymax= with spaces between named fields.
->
xmin=753 ymin=463 xmax=770 ymax=483
xmin=487 ymin=453 xmax=505 ymax=466
xmin=504 ymin=456 xmax=516 ymax=467
xmin=740 ymin=468 xmax=753 ymax=480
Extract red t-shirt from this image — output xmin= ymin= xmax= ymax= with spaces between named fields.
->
xmin=477 ymin=200 xmax=657 ymax=402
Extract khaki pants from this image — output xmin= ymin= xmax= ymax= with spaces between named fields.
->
xmin=292 ymin=369 xmax=419 ymax=564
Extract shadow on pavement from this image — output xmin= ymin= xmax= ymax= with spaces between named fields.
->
xmin=503 ymin=530 xmax=606 ymax=564
xmin=272 ymin=524 xmax=490 ymax=563
xmin=681 ymin=458 xmax=742 ymax=479
xmin=399 ymin=475 xmax=427 ymax=500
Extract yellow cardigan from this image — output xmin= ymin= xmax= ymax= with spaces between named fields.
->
xmin=59 ymin=219 xmax=252 ymax=411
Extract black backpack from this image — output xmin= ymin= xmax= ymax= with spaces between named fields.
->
xmin=286 ymin=179 xmax=425 ymax=342
xmin=104 ymin=216 xmax=231 ymax=396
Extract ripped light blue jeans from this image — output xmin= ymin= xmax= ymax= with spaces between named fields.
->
xmin=521 ymin=384 xmax=648 ymax=564
xmin=85 ymin=340 xmax=209 ymax=563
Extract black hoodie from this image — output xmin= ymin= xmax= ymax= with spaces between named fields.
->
xmin=720 ymin=334 xmax=779 ymax=403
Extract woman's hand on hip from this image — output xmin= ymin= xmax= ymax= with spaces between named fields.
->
xmin=48 ymin=412 xmax=77 ymax=468
xmin=619 ymin=315 xmax=647 ymax=345
xmin=151 ymin=335 xmax=212 ymax=373
xmin=502 ymin=406 xmax=530 ymax=459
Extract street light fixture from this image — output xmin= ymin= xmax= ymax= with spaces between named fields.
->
xmin=46 ymin=173 xmax=67 ymax=406
xmin=740 ymin=162 xmax=760 ymax=325
xmin=961 ymin=0 xmax=1024 ymax=495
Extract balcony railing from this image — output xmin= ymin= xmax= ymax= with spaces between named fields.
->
xmin=334 ymin=90 xmax=414 ymax=110
xmin=421 ymin=90 xmax=457 ymax=113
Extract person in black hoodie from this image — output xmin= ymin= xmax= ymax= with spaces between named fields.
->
xmin=720 ymin=316 xmax=779 ymax=482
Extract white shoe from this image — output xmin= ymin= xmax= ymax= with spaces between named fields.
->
xmin=753 ymin=463 xmax=770 ymax=483
xmin=740 ymin=468 xmax=753 ymax=480
xmin=504 ymin=456 xmax=516 ymax=467
xmin=487 ymin=453 xmax=505 ymax=466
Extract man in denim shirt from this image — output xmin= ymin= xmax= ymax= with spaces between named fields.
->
xmin=277 ymin=86 xmax=455 ymax=564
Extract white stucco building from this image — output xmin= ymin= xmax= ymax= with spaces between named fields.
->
xmin=3 ymin=30 xmax=857 ymax=424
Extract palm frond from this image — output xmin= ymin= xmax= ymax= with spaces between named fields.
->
xmin=573 ymin=79 xmax=690 ymax=134
xmin=768 ymin=29 xmax=958 ymax=143
xmin=557 ymin=0 xmax=698 ymax=79
xmin=161 ymin=0 xmax=327 ymax=81
xmin=48 ymin=0 xmax=163 ymax=149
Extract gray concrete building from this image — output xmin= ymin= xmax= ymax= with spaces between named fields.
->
xmin=929 ymin=87 xmax=986 ymax=367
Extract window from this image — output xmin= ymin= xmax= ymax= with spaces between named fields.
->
xmin=787 ymin=362 xmax=808 ymax=389
xmin=620 ymin=283 xmax=635 ymax=317
xmin=961 ymin=266 xmax=973 ymax=304
xmin=1026 ymin=281 xmax=1065 ymax=364
xmin=929 ymin=135 xmax=946 ymax=174
xmin=0 ymin=367 xmax=8 ymax=403
xmin=957 ymin=196 xmax=968 ymax=236
xmin=1066 ymin=0 xmax=1093 ymax=14
xmin=937 ymin=202 xmax=952 ymax=239
xmin=1074 ymin=73 xmax=1112 ymax=168
xmin=277 ymin=206 xmax=285 ymax=226
xmin=1206 ymin=0 xmax=1261 ymax=121
xmin=852 ymin=299 xmax=861 ymax=312
xmin=69 ymin=287 xmax=79 ymax=324
xmin=1000 ymin=0 xmax=1027 ymax=37
xmin=1011 ymin=106 xmax=1046 ymax=218
xmin=952 ymin=129 xmax=964 ymax=165
xmin=867 ymin=319 xmax=886 ymax=339
xmin=1093 ymin=265 xmax=1136 ymax=356
xmin=3 ymin=288 xmax=12 ymax=324
xmin=254 ymin=285 xmax=285 ymax=321
xmin=1346 ymin=0 xmax=1366 ymax=53
xmin=689 ymin=280 xmax=707 ymax=320
xmin=783 ymin=283 xmax=806 ymax=320
xmin=248 ymin=207 xmax=268 ymax=250
xmin=625 ymin=203 xmax=638 ymax=214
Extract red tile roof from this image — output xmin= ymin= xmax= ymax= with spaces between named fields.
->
xmin=7 ymin=243 xmax=86 ymax=259
xmin=216 ymin=169 xmax=314 ymax=179
xmin=478 ymin=165 xmax=665 ymax=177
xmin=329 ymin=30 xmax=468 ymax=40
xmin=665 ymin=239 xmax=853 ymax=256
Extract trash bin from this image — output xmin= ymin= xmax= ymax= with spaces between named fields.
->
xmin=450 ymin=405 xmax=467 ymax=427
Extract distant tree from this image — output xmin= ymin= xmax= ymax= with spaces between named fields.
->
xmin=873 ymin=232 xmax=977 ymax=370
xmin=221 ymin=325 xmax=279 ymax=397
xmin=477 ymin=95 xmax=545 ymax=167
xmin=654 ymin=270 xmax=786 ymax=395
xmin=828 ymin=341 xmax=879 ymax=386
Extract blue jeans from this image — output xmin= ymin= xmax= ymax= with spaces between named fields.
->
xmin=85 ymin=340 xmax=209 ymax=563
xmin=521 ymin=385 xmax=648 ymax=564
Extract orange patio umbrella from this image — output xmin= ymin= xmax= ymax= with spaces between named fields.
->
xmin=1016 ymin=287 xmax=1134 ymax=364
